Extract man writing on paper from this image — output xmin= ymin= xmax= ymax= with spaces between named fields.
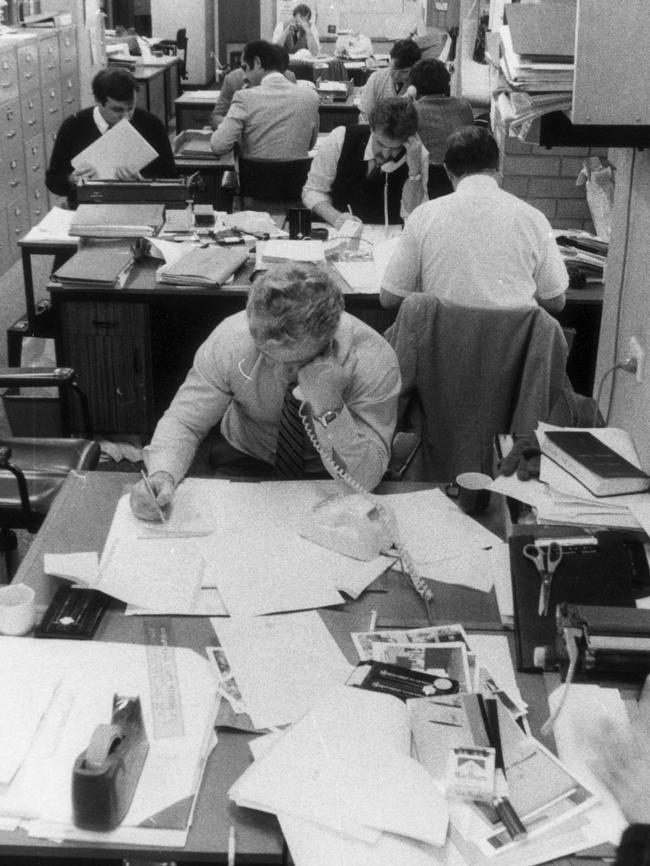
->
xmin=209 ymin=40 xmax=319 ymax=160
xmin=46 ymin=68 xmax=177 ymax=208
xmin=380 ymin=126 xmax=567 ymax=311
xmin=130 ymin=264 xmax=400 ymax=520
xmin=302 ymin=97 xmax=428 ymax=231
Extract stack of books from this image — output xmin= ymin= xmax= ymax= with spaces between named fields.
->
xmin=69 ymin=203 xmax=165 ymax=238
xmin=554 ymin=231 xmax=608 ymax=283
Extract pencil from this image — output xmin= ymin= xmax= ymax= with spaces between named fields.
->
xmin=140 ymin=469 xmax=167 ymax=523
xmin=228 ymin=824 xmax=236 ymax=866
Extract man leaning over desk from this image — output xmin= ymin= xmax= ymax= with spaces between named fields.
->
xmin=380 ymin=126 xmax=568 ymax=312
xmin=302 ymin=97 xmax=429 ymax=231
xmin=209 ymin=39 xmax=319 ymax=160
xmin=130 ymin=264 xmax=400 ymax=520
xmin=46 ymin=68 xmax=177 ymax=209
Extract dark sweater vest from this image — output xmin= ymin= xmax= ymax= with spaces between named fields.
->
xmin=330 ymin=125 xmax=408 ymax=224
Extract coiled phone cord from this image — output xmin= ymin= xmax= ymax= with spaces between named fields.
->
xmin=299 ymin=402 xmax=436 ymax=622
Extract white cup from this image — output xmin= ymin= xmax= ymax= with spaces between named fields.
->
xmin=0 ymin=583 xmax=36 ymax=636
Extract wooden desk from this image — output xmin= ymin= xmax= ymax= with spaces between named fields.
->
xmin=4 ymin=471 xmax=597 ymax=865
xmin=134 ymin=56 xmax=180 ymax=127
xmin=48 ymin=257 xmax=394 ymax=439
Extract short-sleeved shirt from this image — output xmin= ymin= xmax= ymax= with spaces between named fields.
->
xmin=381 ymin=173 xmax=568 ymax=307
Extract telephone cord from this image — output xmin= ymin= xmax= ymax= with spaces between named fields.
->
xmin=298 ymin=402 xmax=436 ymax=620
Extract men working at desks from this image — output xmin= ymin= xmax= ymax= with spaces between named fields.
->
xmin=359 ymin=38 xmax=422 ymax=121
xmin=210 ymin=40 xmax=319 ymax=160
xmin=130 ymin=264 xmax=400 ymax=520
xmin=380 ymin=126 xmax=568 ymax=311
xmin=302 ymin=97 xmax=429 ymax=230
xmin=210 ymin=45 xmax=296 ymax=129
xmin=272 ymin=3 xmax=320 ymax=56
xmin=46 ymin=68 xmax=177 ymax=209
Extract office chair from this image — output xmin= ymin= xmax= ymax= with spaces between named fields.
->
xmin=387 ymin=296 xmax=570 ymax=481
xmin=153 ymin=27 xmax=188 ymax=80
xmin=236 ymin=156 xmax=312 ymax=222
xmin=0 ymin=366 xmax=100 ymax=581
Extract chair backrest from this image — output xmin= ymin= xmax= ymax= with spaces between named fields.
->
xmin=387 ymin=295 xmax=569 ymax=481
xmin=238 ymin=157 xmax=312 ymax=203
xmin=175 ymin=28 xmax=188 ymax=79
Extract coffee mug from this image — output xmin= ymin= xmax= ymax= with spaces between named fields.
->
xmin=445 ymin=472 xmax=492 ymax=515
xmin=0 ymin=583 xmax=36 ymax=636
xmin=287 ymin=207 xmax=312 ymax=240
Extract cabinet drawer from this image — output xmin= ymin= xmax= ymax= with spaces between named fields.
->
xmin=43 ymin=85 xmax=63 ymax=131
xmin=17 ymin=41 xmax=41 ymax=94
xmin=0 ymin=214 xmax=10 ymax=273
xmin=61 ymin=300 xmax=149 ymax=336
xmin=1 ymin=143 xmax=26 ymax=199
xmin=27 ymin=183 xmax=48 ymax=225
xmin=39 ymin=35 xmax=60 ymax=86
xmin=0 ymin=49 xmax=19 ymax=105
xmin=24 ymin=133 xmax=46 ymax=191
xmin=21 ymin=90 xmax=43 ymax=139
xmin=6 ymin=195 xmax=29 ymax=259
xmin=58 ymin=28 xmax=77 ymax=71
xmin=0 ymin=99 xmax=21 ymax=149
xmin=61 ymin=73 xmax=80 ymax=118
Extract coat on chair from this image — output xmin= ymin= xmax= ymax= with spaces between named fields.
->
xmin=386 ymin=295 xmax=569 ymax=481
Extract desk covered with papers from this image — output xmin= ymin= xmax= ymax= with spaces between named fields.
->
xmin=2 ymin=470 xmax=640 ymax=865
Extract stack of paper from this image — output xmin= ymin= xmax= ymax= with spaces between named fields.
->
xmin=156 ymin=244 xmax=248 ymax=287
xmin=499 ymin=24 xmax=574 ymax=93
xmin=229 ymin=685 xmax=449 ymax=861
xmin=554 ymin=230 xmax=608 ymax=282
xmin=53 ymin=239 xmax=136 ymax=289
xmin=490 ymin=424 xmax=650 ymax=530
xmin=70 ymin=203 xmax=165 ymax=238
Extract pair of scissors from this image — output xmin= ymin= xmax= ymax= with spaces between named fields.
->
xmin=522 ymin=541 xmax=563 ymax=616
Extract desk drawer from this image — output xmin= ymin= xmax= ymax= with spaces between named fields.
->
xmin=22 ymin=90 xmax=43 ymax=139
xmin=39 ymin=35 xmax=60 ymax=86
xmin=0 ymin=99 xmax=21 ymax=148
xmin=61 ymin=300 xmax=149 ymax=337
xmin=24 ymin=133 xmax=46 ymax=192
xmin=61 ymin=73 xmax=80 ymax=118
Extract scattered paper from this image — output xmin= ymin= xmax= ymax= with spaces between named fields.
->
xmin=43 ymin=551 xmax=99 ymax=586
xmin=211 ymin=612 xmax=352 ymax=729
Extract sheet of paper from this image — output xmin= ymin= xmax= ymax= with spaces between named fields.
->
xmin=125 ymin=587 xmax=228 ymax=617
xmin=22 ymin=206 xmax=76 ymax=241
xmin=211 ymin=611 xmax=353 ymax=729
xmin=0 ymin=637 xmax=218 ymax=848
xmin=43 ymin=551 xmax=99 ymax=586
xmin=229 ymin=685 xmax=449 ymax=846
xmin=382 ymin=489 xmax=502 ymax=576
xmin=71 ymin=118 xmax=158 ymax=177
xmin=260 ymin=239 xmax=326 ymax=263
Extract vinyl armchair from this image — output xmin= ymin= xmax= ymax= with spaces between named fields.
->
xmin=0 ymin=366 xmax=100 ymax=580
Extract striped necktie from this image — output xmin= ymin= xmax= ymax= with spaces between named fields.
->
xmin=274 ymin=383 xmax=307 ymax=479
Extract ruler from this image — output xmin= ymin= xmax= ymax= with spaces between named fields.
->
xmin=143 ymin=617 xmax=185 ymax=739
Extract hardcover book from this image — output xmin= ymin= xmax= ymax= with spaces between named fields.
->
xmin=542 ymin=430 xmax=650 ymax=497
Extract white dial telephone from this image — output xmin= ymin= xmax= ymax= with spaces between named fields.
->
xmin=299 ymin=493 xmax=397 ymax=561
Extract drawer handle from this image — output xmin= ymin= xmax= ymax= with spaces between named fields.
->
xmin=49 ymin=107 xmax=59 ymax=114
xmin=10 ymin=180 xmax=19 ymax=187
xmin=25 ymin=72 xmax=33 ymax=79
xmin=6 ymin=131 xmax=16 ymax=138
xmin=27 ymin=119 xmax=36 ymax=125
xmin=91 ymin=320 xmax=118 ymax=329
xmin=32 ymin=163 xmax=41 ymax=171
xmin=1 ymin=82 xmax=11 ymax=89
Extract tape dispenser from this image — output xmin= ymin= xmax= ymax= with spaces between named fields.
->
xmin=72 ymin=694 xmax=149 ymax=831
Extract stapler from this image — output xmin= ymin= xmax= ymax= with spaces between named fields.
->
xmin=72 ymin=695 xmax=149 ymax=831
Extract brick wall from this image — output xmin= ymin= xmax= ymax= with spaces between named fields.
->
xmin=492 ymin=100 xmax=608 ymax=233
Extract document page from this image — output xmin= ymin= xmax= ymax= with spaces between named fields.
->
xmin=71 ymin=118 xmax=158 ymax=177
xmin=211 ymin=611 xmax=353 ymax=729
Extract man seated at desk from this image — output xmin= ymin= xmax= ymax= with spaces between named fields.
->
xmin=359 ymin=38 xmax=422 ymax=122
xmin=130 ymin=263 xmax=400 ymax=519
xmin=302 ymin=97 xmax=429 ymax=231
xmin=209 ymin=39 xmax=319 ymax=160
xmin=272 ymin=3 xmax=320 ymax=56
xmin=46 ymin=68 xmax=177 ymax=209
xmin=380 ymin=126 xmax=568 ymax=312
xmin=211 ymin=45 xmax=297 ymax=129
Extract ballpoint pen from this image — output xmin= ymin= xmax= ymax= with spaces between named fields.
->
xmin=139 ymin=469 xmax=167 ymax=523
xmin=228 ymin=824 xmax=236 ymax=866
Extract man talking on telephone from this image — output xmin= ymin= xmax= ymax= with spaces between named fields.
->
xmin=130 ymin=264 xmax=400 ymax=521
xmin=302 ymin=97 xmax=429 ymax=231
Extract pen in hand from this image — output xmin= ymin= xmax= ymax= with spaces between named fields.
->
xmin=140 ymin=469 xmax=167 ymax=523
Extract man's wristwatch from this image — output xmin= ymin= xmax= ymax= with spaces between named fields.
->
xmin=408 ymin=173 xmax=423 ymax=182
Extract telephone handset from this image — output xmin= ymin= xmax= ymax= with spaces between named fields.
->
xmin=294 ymin=397 xmax=435 ymax=615
xmin=380 ymin=150 xmax=407 ymax=174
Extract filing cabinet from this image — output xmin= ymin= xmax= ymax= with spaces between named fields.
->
xmin=0 ymin=26 xmax=79 ymax=268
